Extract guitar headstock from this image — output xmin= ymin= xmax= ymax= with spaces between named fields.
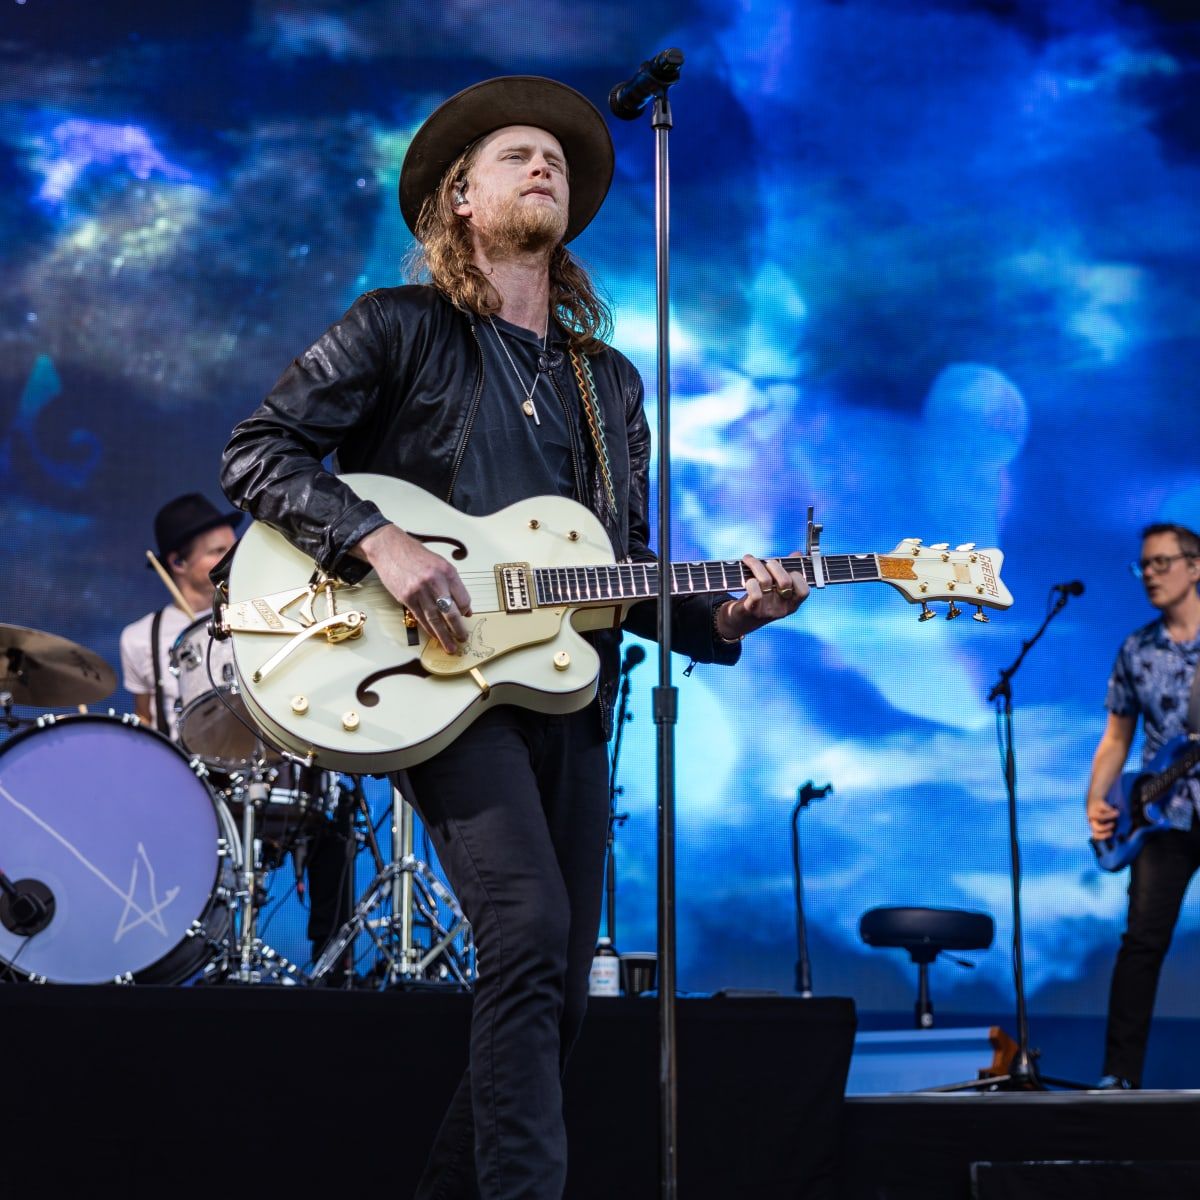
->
xmin=878 ymin=540 xmax=1013 ymax=622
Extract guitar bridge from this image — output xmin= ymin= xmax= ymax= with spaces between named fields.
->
xmin=496 ymin=563 xmax=534 ymax=613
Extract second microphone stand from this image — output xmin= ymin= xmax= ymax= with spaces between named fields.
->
xmin=979 ymin=587 xmax=1088 ymax=1090
xmin=791 ymin=780 xmax=833 ymax=997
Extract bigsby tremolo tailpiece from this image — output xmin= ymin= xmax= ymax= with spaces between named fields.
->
xmin=217 ymin=571 xmax=366 ymax=683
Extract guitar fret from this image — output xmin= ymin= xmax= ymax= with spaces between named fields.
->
xmin=824 ymin=555 xmax=853 ymax=582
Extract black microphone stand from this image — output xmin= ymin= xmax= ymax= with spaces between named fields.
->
xmin=609 ymin=47 xmax=685 ymax=1199
xmin=605 ymin=654 xmax=640 ymax=946
xmin=982 ymin=587 xmax=1089 ymax=1090
xmin=791 ymin=781 xmax=833 ymax=997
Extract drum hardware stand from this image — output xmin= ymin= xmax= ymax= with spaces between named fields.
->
xmin=226 ymin=746 xmax=303 ymax=985
xmin=1 ymin=690 xmax=29 ymax=732
xmin=309 ymin=779 xmax=474 ymax=989
xmin=791 ymin=780 xmax=833 ymax=997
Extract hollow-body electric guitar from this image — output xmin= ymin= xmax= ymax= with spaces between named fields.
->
xmin=1090 ymin=734 xmax=1200 ymax=872
xmin=219 ymin=473 xmax=1013 ymax=773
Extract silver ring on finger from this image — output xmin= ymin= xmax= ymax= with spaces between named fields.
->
xmin=435 ymin=595 xmax=454 ymax=614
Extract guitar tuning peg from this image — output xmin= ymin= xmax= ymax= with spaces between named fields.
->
xmin=946 ymin=601 xmax=962 ymax=620
xmin=972 ymin=606 xmax=989 ymax=623
xmin=918 ymin=603 xmax=936 ymax=622
xmin=955 ymin=542 xmax=976 ymax=552
xmin=901 ymin=538 xmax=922 ymax=546
xmin=929 ymin=542 xmax=949 ymax=551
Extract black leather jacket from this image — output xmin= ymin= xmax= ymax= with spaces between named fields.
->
xmin=220 ymin=285 xmax=740 ymax=736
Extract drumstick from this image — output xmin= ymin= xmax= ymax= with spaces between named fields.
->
xmin=145 ymin=550 xmax=197 ymax=621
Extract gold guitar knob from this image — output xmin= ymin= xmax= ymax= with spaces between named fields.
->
xmin=342 ymin=710 xmax=360 ymax=732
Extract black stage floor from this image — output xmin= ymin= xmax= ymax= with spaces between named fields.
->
xmin=1 ymin=985 xmax=1197 ymax=1198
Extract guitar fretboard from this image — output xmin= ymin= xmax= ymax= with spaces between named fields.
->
xmin=1143 ymin=740 xmax=1200 ymax=805
xmin=533 ymin=553 xmax=883 ymax=607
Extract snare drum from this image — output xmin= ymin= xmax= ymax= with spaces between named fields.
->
xmin=0 ymin=713 xmax=238 ymax=984
xmin=170 ymin=616 xmax=277 ymax=771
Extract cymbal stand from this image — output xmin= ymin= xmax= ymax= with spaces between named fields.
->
xmin=227 ymin=748 xmax=303 ymax=985
xmin=309 ymin=779 xmax=473 ymax=988
xmin=0 ymin=691 xmax=32 ymax=734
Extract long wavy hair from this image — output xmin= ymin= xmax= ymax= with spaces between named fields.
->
xmin=406 ymin=141 xmax=613 ymax=356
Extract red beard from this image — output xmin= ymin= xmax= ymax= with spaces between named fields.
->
xmin=477 ymin=190 xmax=568 ymax=256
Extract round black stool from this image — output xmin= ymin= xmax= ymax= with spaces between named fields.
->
xmin=859 ymin=906 xmax=994 ymax=1029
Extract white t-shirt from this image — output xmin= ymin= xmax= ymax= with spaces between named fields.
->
xmin=118 ymin=605 xmax=195 ymax=741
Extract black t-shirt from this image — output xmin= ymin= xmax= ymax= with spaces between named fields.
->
xmin=451 ymin=316 xmax=579 ymax=516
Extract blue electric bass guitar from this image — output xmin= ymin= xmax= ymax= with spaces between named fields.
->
xmin=1091 ymin=733 xmax=1200 ymax=871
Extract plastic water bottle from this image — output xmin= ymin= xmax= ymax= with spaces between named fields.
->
xmin=588 ymin=935 xmax=620 ymax=996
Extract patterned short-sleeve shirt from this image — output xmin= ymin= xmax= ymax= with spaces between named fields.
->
xmin=1105 ymin=618 xmax=1200 ymax=829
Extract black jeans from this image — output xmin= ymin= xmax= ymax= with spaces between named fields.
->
xmin=406 ymin=703 xmax=610 ymax=1200
xmin=1104 ymin=821 xmax=1200 ymax=1085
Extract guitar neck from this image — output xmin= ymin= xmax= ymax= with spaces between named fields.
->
xmin=533 ymin=553 xmax=882 ymax=607
xmin=1143 ymin=738 xmax=1200 ymax=805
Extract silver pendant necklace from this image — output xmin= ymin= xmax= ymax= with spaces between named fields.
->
xmin=486 ymin=316 xmax=548 ymax=426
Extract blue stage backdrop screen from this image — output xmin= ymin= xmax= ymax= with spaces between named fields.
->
xmin=2 ymin=0 xmax=1199 ymax=1016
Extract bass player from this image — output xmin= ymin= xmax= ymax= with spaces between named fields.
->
xmin=1086 ymin=521 xmax=1200 ymax=1089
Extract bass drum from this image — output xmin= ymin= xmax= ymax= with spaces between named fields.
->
xmin=0 ymin=713 xmax=238 ymax=984
xmin=170 ymin=616 xmax=279 ymax=772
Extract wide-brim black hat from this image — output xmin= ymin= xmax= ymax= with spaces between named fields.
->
xmin=399 ymin=75 xmax=614 ymax=245
xmin=149 ymin=493 xmax=243 ymax=567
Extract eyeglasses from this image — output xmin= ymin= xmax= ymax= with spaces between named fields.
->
xmin=1129 ymin=554 xmax=1190 ymax=578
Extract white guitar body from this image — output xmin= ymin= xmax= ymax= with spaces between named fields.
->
xmin=226 ymin=475 xmax=625 ymax=773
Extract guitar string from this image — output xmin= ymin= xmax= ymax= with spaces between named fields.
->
xmin=348 ymin=554 xmax=876 ymax=593
xmin=346 ymin=555 xmax=884 ymax=614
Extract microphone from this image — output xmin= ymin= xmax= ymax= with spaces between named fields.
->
xmin=609 ymin=49 xmax=685 ymax=121
xmin=621 ymin=644 xmax=646 ymax=673
xmin=1052 ymin=580 xmax=1085 ymax=596
xmin=537 ymin=350 xmax=564 ymax=372
xmin=0 ymin=878 xmax=56 ymax=937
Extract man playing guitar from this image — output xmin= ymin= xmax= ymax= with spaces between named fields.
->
xmin=1086 ymin=522 xmax=1200 ymax=1089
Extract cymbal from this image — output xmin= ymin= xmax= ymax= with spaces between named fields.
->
xmin=0 ymin=623 xmax=116 ymax=707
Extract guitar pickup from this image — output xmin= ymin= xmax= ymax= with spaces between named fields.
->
xmin=496 ymin=563 xmax=535 ymax=613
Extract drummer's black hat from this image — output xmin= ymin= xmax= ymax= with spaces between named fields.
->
xmin=150 ymin=493 xmax=243 ymax=568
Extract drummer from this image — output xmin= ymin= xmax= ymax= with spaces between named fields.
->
xmin=118 ymin=493 xmax=241 ymax=739
xmin=119 ymin=493 xmax=353 ymax=983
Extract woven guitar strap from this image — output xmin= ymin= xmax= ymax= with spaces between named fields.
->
xmin=568 ymin=348 xmax=617 ymax=519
